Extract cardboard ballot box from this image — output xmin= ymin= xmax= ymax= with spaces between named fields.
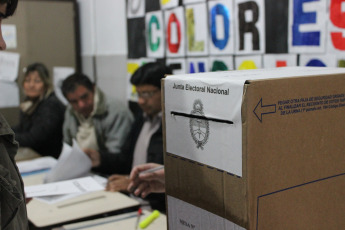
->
xmin=162 ymin=67 xmax=345 ymax=230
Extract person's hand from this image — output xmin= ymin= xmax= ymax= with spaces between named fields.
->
xmin=105 ymin=174 xmax=130 ymax=192
xmin=127 ymin=163 xmax=165 ymax=198
xmin=83 ymin=148 xmax=101 ymax=167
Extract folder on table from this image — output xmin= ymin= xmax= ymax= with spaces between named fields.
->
xmin=27 ymin=190 xmax=140 ymax=228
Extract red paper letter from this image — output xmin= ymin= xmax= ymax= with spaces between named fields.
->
xmin=167 ymin=13 xmax=181 ymax=53
xmin=330 ymin=0 xmax=345 ymax=50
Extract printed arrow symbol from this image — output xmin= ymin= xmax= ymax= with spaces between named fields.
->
xmin=253 ymin=98 xmax=276 ymax=122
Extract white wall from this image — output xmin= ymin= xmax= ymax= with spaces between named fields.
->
xmin=77 ymin=0 xmax=128 ymax=104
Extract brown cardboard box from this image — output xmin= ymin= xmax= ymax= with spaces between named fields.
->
xmin=163 ymin=67 xmax=345 ymax=230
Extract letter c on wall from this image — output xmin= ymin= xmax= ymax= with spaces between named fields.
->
xmin=148 ymin=15 xmax=160 ymax=51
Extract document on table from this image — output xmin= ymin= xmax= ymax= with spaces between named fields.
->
xmin=25 ymin=176 xmax=103 ymax=198
xmin=17 ymin=156 xmax=57 ymax=174
xmin=35 ymin=175 xmax=108 ymax=204
xmin=44 ymin=140 xmax=92 ymax=183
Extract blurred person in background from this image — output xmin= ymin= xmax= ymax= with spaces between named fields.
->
xmin=84 ymin=62 xmax=172 ymax=212
xmin=61 ymin=73 xmax=133 ymax=169
xmin=12 ymin=62 xmax=65 ymax=158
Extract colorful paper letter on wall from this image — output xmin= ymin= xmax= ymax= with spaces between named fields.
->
xmin=263 ymin=54 xmax=297 ymax=68
xmin=299 ymin=54 xmax=336 ymax=67
xmin=235 ymin=55 xmax=262 ymax=69
xmin=328 ymin=0 xmax=345 ymax=52
xmin=165 ymin=7 xmax=186 ymax=57
xmin=289 ymin=0 xmax=327 ymax=53
xmin=235 ymin=0 xmax=265 ymax=54
xmin=336 ymin=54 xmax=345 ymax=67
xmin=146 ymin=11 xmax=165 ymax=58
xmin=160 ymin=0 xmax=179 ymax=10
xmin=208 ymin=0 xmax=235 ymax=55
xmin=209 ymin=56 xmax=234 ymax=71
xmin=187 ymin=57 xmax=209 ymax=73
xmin=186 ymin=3 xmax=209 ymax=56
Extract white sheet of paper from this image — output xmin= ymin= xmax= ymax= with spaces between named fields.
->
xmin=17 ymin=156 xmax=57 ymax=174
xmin=35 ymin=175 xmax=107 ymax=204
xmin=0 ymin=81 xmax=19 ymax=108
xmin=25 ymin=176 xmax=103 ymax=198
xmin=2 ymin=24 xmax=17 ymax=49
xmin=53 ymin=67 xmax=75 ymax=105
xmin=0 ymin=51 xmax=20 ymax=82
xmin=44 ymin=140 xmax=92 ymax=183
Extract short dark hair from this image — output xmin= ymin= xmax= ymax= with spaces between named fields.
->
xmin=0 ymin=0 xmax=18 ymax=18
xmin=61 ymin=73 xmax=94 ymax=98
xmin=130 ymin=62 xmax=172 ymax=89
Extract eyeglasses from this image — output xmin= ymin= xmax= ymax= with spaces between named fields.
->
xmin=137 ymin=90 xmax=159 ymax=99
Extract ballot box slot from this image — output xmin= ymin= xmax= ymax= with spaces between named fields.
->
xmin=170 ymin=111 xmax=233 ymax=125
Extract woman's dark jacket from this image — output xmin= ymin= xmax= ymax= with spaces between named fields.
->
xmin=12 ymin=93 xmax=65 ymax=158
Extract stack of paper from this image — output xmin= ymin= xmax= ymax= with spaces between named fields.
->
xmin=25 ymin=176 xmax=104 ymax=198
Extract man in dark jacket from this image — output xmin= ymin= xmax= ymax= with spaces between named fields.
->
xmin=0 ymin=0 xmax=29 ymax=229
xmin=84 ymin=62 xmax=172 ymax=211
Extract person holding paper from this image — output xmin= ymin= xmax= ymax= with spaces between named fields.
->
xmin=83 ymin=62 xmax=171 ymax=211
xmin=128 ymin=163 xmax=165 ymax=198
xmin=12 ymin=63 xmax=65 ymax=158
xmin=0 ymin=0 xmax=30 ymax=228
xmin=61 ymin=73 xmax=133 ymax=156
